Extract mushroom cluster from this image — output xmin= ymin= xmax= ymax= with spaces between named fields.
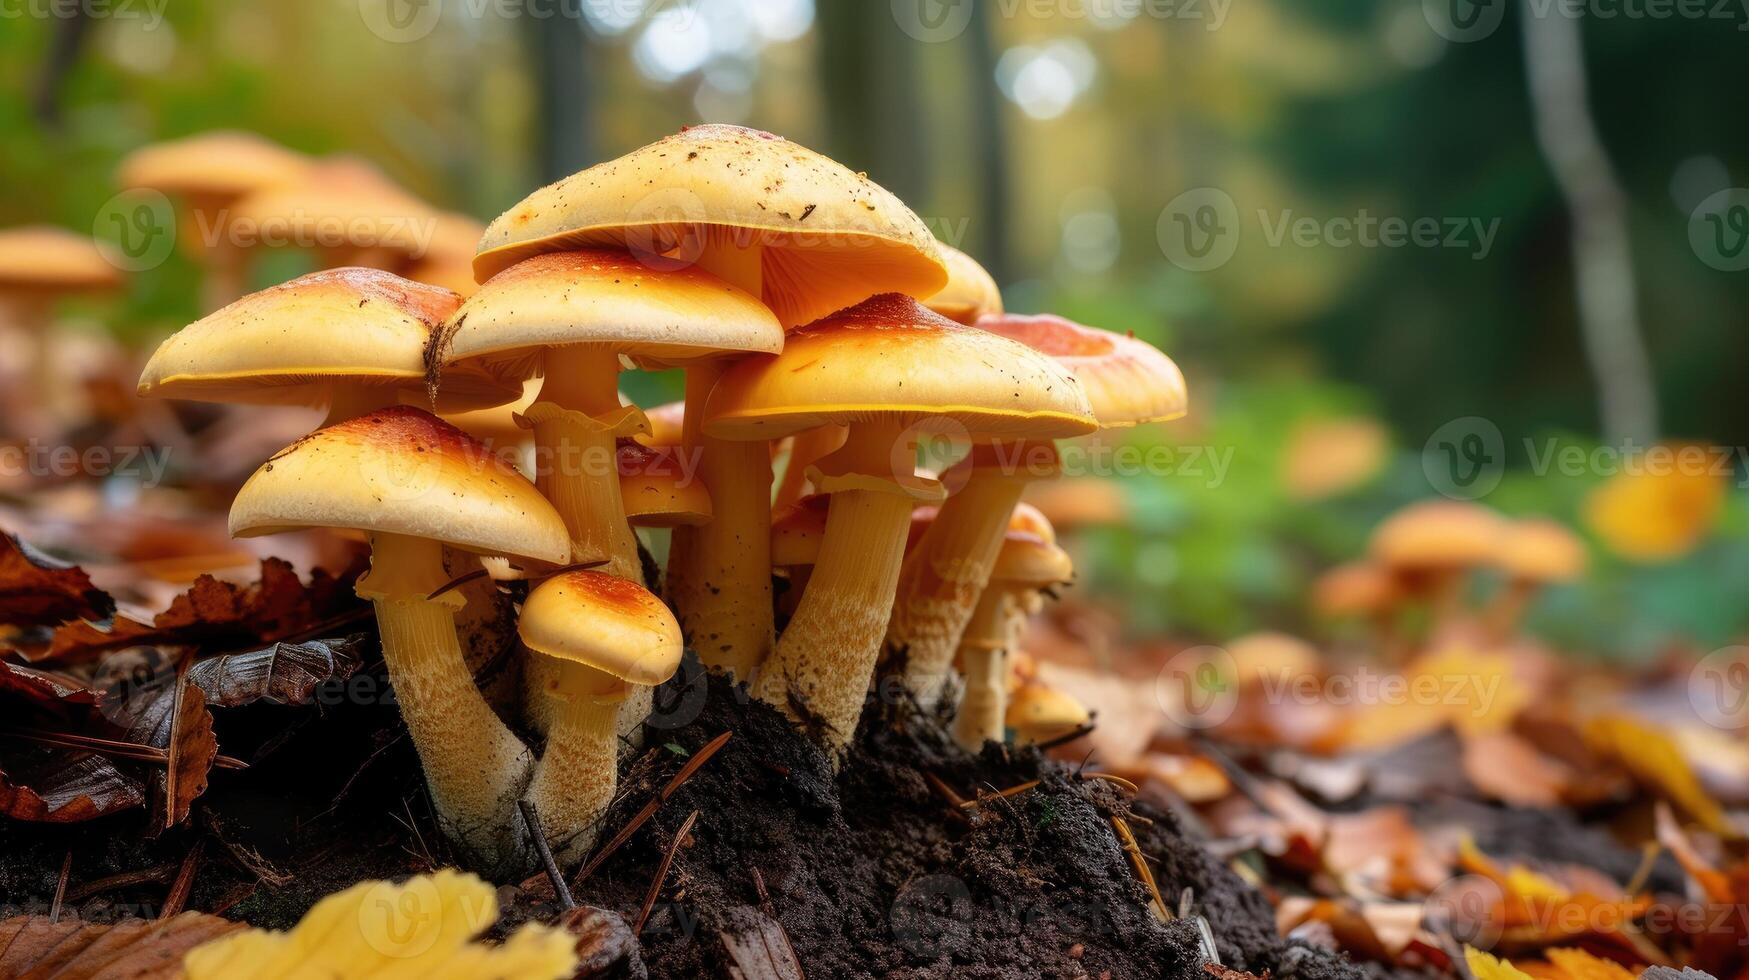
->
xmin=137 ymin=124 xmax=1191 ymax=874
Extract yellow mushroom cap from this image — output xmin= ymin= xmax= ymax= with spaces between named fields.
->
xmin=770 ymin=494 xmax=830 ymax=566
xmin=230 ymin=406 xmax=570 ymax=565
xmin=976 ymin=313 xmax=1188 ymax=428
xmin=1495 ymin=518 xmax=1587 ymax=584
xmin=1022 ymin=477 xmax=1129 ymax=531
xmin=989 ymin=528 xmax=1073 ymax=587
xmin=1369 ymin=500 xmax=1507 ymax=572
xmin=0 ymin=226 xmax=125 ymax=293
xmin=473 ymin=124 xmax=948 ymax=328
xmin=1311 ymin=561 xmax=1401 ymax=616
xmin=619 ymin=440 xmax=711 ymax=527
xmin=639 ymin=400 xmax=688 ymax=447
xmin=1225 ymin=631 xmax=1320 ymax=686
xmin=443 ymin=377 xmax=541 ymax=445
xmin=224 ymin=156 xmax=437 ymax=260
xmin=702 ymin=294 xmax=1096 ymax=442
xmin=138 ymin=267 xmax=519 ymax=411
xmin=439 ymin=249 xmax=782 ymax=378
xmin=925 ymin=245 xmax=1003 ymax=325
xmin=117 ymin=131 xmax=311 ymax=200
xmin=1006 ymin=683 xmax=1090 ymax=740
xmin=519 ymin=569 xmax=683 ymax=685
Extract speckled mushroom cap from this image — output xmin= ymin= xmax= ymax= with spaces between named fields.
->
xmin=1369 ymin=500 xmax=1508 ymax=572
xmin=924 ymin=245 xmax=1003 ymax=325
xmin=437 ymin=250 xmax=782 ymax=379
xmin=619 ymin=440 xmax=711 ymax=528
xmin=473 ymin=125 xmax=948 ymax=329
xmin=770 ymin=494 xmax=830 ymax=566
xmin=976 ymin=314 xmax=1188 ymax=428
xmin=703 ymin=294 xmax=1096 ymax=443
xmin=519 ymin=569 xmax=684 ymax=686
xmin=1495 ymin=518 xmax=1587 ymax=584
xmin=989 ymin=504 xmax=1073 ymax=587
xmin=1311 ymin=561 xmax=1401 ymax=616
xmin=0 ymin=226 xmax=125 ymax=293
xmin=138 ymin=268 xmax=517 ymax=411
xmin=230 ymin=406 xmax=570 ymax=565
xmin=117 ymin=131 xmax=311 ymax=200
xmin=224 ymin=156 xmax=437 ymax=261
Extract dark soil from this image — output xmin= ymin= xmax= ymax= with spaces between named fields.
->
xmin=0 ymin=651 xmax=1367 ymax=980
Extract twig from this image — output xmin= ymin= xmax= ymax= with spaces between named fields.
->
xmin=2 ymin=729 xmax=246 ymax=769
xmin=1111 ymin=816 xmax=1171 ymax=923
xmin=1036 ymin=721 xmax=1097 ymax=751
xmin=575 ymin=730 xmax=730 ymax=887
xmin=64 ymin=863 xmax=177 ymax=901
xmin=923 ymin=772 xmax=967 ymax=808
xmin=635 ymin=809 xmax=699 ymax=934
xmin=49 ymin=851 xmax=71 ymax=923
xmin=207 ymin=880 xmax=257 ymax=918
xmin=1082 ymin=772 xmax=1139 ymax=796
xmin=519 ymin=800 xmax=576 ymax=912
xmin=159 ymin=839 xmax=204 ymax=919
xmin=960 ymin=779 xmax=1040 ymax=809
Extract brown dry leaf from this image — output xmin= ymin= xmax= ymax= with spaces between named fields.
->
xmin=0 ymin=532 xmax=114 ymax=628
xmin=186 ymin=634 xmax=368 ymax=708
xmin=0 ymin=746 xmax=146 ymax=821
xmin=162 ymin=674 xmax=217 ymax=829
xmin=1652 ymin=802 xmax=1733 ymax=902
xmin=0 ymin=912 xmax=246 ymax=979
xmin=43 ymin=558 xmax=360 ymax=665
xmin=1324 ymin=806 xmax=1448 ymax=896
xmin=1461 ymin=730 xmax=1572 ymax=808
xmin=1544 ymin=947 xmax=1639 ymax=980
xmin=1584 ymin=714 xmax=1733 ymax=837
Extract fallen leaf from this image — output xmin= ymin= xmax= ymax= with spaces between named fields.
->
xmin=0 ymin=744 xmax=145 ymax=821
xmin=1584 ymin=715 xmax=1733 ymax=837
xmin=1467 ymin=945 xmax=1536 ymax=980
xmin=0 ymin=912 xmax=245 ymax=979
xmin=162 ymin=674 xmax=217 ymax=829
xmin=0 ymin=532 xmax=114 ymax=627
xmin=1462 ymin=730 xmax=1572 ymax=808
xmin=186 ymin=634 xmax=369 ymax=708
xmin=1544 ymin=946 xmax=1639 ymax=980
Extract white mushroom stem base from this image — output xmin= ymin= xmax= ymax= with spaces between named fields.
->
xmin=952 ymin=589 xmax=1016 ymax=751
xmin=753 ymin=423 xmax=942 ymax=756
xmin=527 ymin=669 xmax=626 ymax=867
xmin=888 ymin=466 xmax=1031 ymax=709
xmin=669 ymin=361 xmax=774 ymax=680
xmin=360 ymin=534 xmax=534 ymax=876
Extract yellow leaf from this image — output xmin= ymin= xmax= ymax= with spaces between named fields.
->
xmin=1466 ymin=946 xmax=1536 ymax=980
xmin=1582 ymin=455 xmax=1726 ymax=563
xmin=183 ymin=869 xmax=578 ymax=979
xmin=1545 ymin=947 xmax=1638 ymax=980
xmin=1585 ymin=715 xmax=1734 ymax=837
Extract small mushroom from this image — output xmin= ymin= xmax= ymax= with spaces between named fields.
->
xmin=519 ymin=570 xmax=683 ymax=866
xmin=1369 ymin=500 xmax=1507 ymax=645
xmin=0 ymin=226 xmax=125 ymax=436
xmin=1006 ymin=683 xmax=1090 ymax=746
xmin=949 ymin=503 xmax=1073 ymax=750
xmin=1311 ymin=560 xmax=1404 ymax=655
xmin=116 ymin=131 xmax=312 ymax=310
xmin=230 ymin=407 xmax=571 ymax=874
xmin=890 ymin=313 xmax=1187 ymax=708
xmin=703 ymin=294 xmax=1094 ymax=754
xmin=1485 ymin=517 xmax=1586 ymax=641
xmin=922 ymin=244 xmax=1004 ymax=325
xmin=474 ymin=125 xmax=950 ymax=681
xmin=224 ymin=156 xmax=437 ymax=272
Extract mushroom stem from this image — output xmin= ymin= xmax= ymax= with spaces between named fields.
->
xmin=667 ymin=236 xmax=774 ymax=680
xmin=774 ymin=425 xmax=846 ymax=509
xmin=889 ymin=446 xmax=1040 ymax=707
xmin=1484 ymin=578 xmax=1538 ymax=643
xmin=752 ymin=421 xmax=922 ymax=755
xmin=0 ymin=295 xmax=57 ymax=437
xmin=359 ymin=532 xmax=533 ymax=875
xmin=526 ymin=666 xmax=624 ymax=868
xmin=201 ymin=241 xmax=250 ymax=314
xmin=952 ymin=589 xmax=1013 ymax=751
xmin=532 ymin=345 xmax=642 ymax=577
xmin=322 ymin=386 xmax=402 ymax=428
xmin=669 ymin=361 xmax=774 ymax=679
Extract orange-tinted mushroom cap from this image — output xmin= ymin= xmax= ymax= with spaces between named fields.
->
xmin=519 ymin=569 xmax=683 ymax=686
xmin=702 ymin=294 xmax=1096 ymax=443
xmin=924 ymin=245 xmax=1003 ymax=325
xmin=474 ymin=125 xmax=947 ymax=329
xmin=1311 ymin=561 xmax=1401 ymax=617
xmin=770 ymin=494 xmax=831 ymax=567
xmin=117 ymin=131 xmax=311 ymax=200
xmin=1494 ymin=518 xmax=1587 ymax=584
xmin=1369 ymin=500 xmax=1507 ymax=572
xmin=618 ymin=440 xmax=711 ymax=528
xmin=976 ymin=313 xmax=1187 ymax=428
xmin=0 ymin=226 xmax=125 ymax=294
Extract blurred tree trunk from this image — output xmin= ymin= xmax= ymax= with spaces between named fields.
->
xmin=965 ymin=0 xmax=1010 ymax=283
xmin=33 ymin=10 xmax=90 ymax=129
xmin=521 ymin=12 xmax=594 ymax=182
xmin=814 ymin=1 xmax=929 ymax=208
